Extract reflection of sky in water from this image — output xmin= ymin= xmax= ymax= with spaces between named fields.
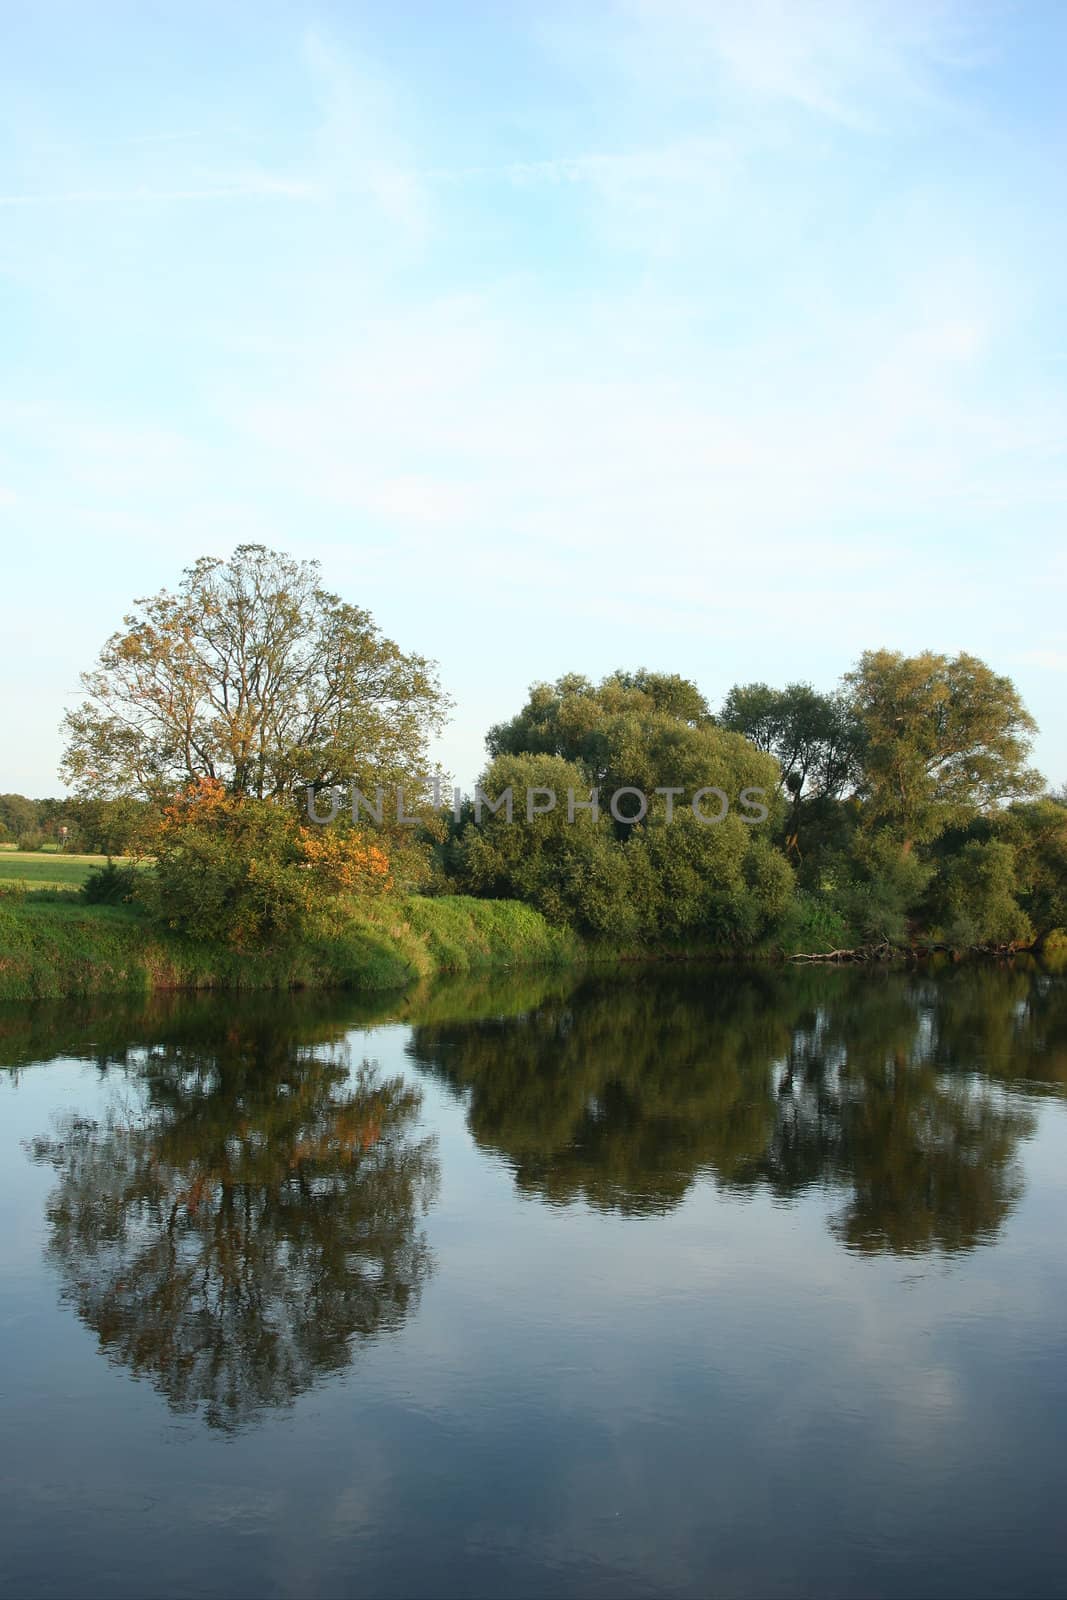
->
xmin=1 ymin=971 xmax=1066 ymax=1599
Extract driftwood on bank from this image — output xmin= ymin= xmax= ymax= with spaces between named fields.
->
xmin=788 ymin=941 xmax=896 ymax=963
xmin=788 ymin=940 xmax=1024 ymax=964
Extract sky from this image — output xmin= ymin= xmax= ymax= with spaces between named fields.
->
xmin=2 ymin=0 xmax=1065 ymax=796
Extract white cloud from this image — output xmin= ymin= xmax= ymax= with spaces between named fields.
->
xmin=2 ymin=7 xmax=1065 ymax=790
xmin=551 ymin=0 xmax=990 ymax=130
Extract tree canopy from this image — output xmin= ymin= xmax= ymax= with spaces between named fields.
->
xmin=843 ymin=649 xmax=1041 ymax=845
xmin=455 ymin=672 xmax=790 ymax=944
xmin=719 ymin=680 xmax=858 ymax=854
xmin=61 ymin=544 xmax=450 ymax=801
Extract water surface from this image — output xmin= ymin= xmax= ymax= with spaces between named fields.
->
xmin=1 ymin=965 xmax=1065 ymax=1598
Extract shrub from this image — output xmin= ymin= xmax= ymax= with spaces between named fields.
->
xmin=149 ymin=779 xmax=403 ymax=948
xmin=81 ymin=862 xmax=143 ymax=906
xmin=828 ymin=835 xmax=933 ymax=946
xmin=930 ymin=840 xmax=1033 ymax=949
xmin=778 ymin=890 xmax=851 ymax=954
xmin=150 ymin=780 xmax=314 ymax=947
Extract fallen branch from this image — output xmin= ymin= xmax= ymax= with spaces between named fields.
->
xmin=788 ymin=939 xmax=1023 ymax=963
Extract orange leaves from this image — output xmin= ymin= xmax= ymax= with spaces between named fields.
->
xmin=159 ymin=776 xmax=229 ymax=833
xmin=299 ymin=826 xmax=393 ymax=896
xmin=151 ymin=779 xmax=397 ymax=948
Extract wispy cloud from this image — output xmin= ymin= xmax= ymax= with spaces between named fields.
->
xmin=547 ymin=0 xmax=991 ymax=131
xmin=0 ymin=175 xmax=317 ymax=206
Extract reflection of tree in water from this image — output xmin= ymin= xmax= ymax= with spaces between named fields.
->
xmin=748 ymin=979 xmax=1034 ymax=1254
xmin=29 ymin=1012 xmax=438 ymax=1430
xmin=411 ymin=973 xmax=789 ymax=1214
xmin=411 ymin=968 xmax=1052 ymax=1255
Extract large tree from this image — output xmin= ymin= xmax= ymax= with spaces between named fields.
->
xmin=61 ymin=544 xmax=450 ymax=801
xmin=844 ymin=649 xmax=1042 ymax=846
xmin=719 ymin=680 xmax=858 ymax=854
xmin=1003 ymin=795 xmax=1067 ymax=948
xmin=459 ymin=672 xmax=792 ymax=943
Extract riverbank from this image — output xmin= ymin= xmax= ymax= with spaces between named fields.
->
xmin=3 ymin=893 xmax=1060 ymax=1002
xmin=0 ymin=895 xmax=584 ymax=1001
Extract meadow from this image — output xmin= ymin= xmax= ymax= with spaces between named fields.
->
xmin=0 ymin=850 xmax=118 ymax=890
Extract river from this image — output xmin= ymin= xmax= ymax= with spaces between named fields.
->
xmin=1 ymin=964 xmax=1065 ymax=1598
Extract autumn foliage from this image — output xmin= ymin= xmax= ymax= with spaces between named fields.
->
xmin=151 ymin=778 xmax=396 ymax=947
xmin=299 ymin=825 xmax=393 ymax=895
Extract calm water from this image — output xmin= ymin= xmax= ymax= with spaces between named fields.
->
xmin=1 ymin=964 xmax=1066 ymax=1600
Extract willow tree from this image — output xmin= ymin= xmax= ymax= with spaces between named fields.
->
xmin=61 ymin=544 xmax=450 ymax=800
xmin=844 ymin=649 xmax=1042 ymax=847
xmin=463 ymin=671 xmax=792 ymax=943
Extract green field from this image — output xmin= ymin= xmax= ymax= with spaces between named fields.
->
xmin=0 ymin=851 xmax=116 ymax=889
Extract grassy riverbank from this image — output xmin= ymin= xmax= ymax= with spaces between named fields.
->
xmin=0 ymin=895 xmax=582 ymax=1002
xmin=5 ymin=890 xmax=1058 ymax=1002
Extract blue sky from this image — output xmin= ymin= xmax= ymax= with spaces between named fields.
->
xmin=2 ymin=0 xmax=1065 ymax=795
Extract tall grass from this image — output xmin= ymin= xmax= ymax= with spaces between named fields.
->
xmin=0 ymin=894 xmax=581 ymax=1001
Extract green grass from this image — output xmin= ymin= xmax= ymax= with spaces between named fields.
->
xmin=0 ymin=851 xmax=125 ymax=890
xmin=0 ymin=893 xmax=582 ymax=1001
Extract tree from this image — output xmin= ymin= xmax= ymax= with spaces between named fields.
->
xmin=459 ymin=673 xmax=793 ymax=944
xmin=1003 ymin=796 xmax=1067 ymax=948
xmin=39 ymin=795 xmax=150 ymax=855
xmin=61 ymin=544 xmax=450 ymax=801
xmin=720 ymin=681 xmax=858 ymax=855
xmin=928 ymin=839 xmax=1033 ymax=948
xmin=487 ymin=671 xmax=773 ymax=824
xmin=844 ymin=650 xmax=1042 ymax=847
xmin=455 ymin=752 xmax=640 ymax=937
xmin=0 ymin=793 xmax=39 ymax=842
xmin=487 ymin=669 xmax=715 ymax=789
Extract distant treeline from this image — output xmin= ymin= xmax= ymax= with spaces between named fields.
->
xmin=0 ymin=793 xmax=149 ymax=856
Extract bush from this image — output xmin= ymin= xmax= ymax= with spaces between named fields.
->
xmin=150 ymin=781 xmax=315 ymax=947
xmin=149 ymin=779 xmax=405 ymax=949
xmin=81 ymin=862 xmax=143 ymax=906
xmin=16 ymin=830 xmax=45 ymax=852
xmin=826 ymin=835 xmax=933 ymax=946
xmin=930 ymin=840 xmax=1033 ymax=949
xmin=778 ymin=890 xmax=851 ymax=954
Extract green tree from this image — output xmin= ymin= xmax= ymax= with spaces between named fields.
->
xmin=928 ymin=839 xmax=1033 ymax=948
xmin=844 ymin=649 xmax=1042 ymax=847
xmin=72 ymin=796 xmax=150 ymax=855
xmin=488 ymin=670 xmax=717 ymax=797
xmin=720 ymin=681 xmax=858 ymax=855
xmin=456 ymin=752 xmax=640 ymax=937
xmin=460 ymin=673 xmax=792 ymax=943
xmin=61 ymin=544 xmax=450 ymax=801
xmin=1003 ymin=796 xmax=1067 ymax=948
xmin=0 ymin=793 xmax=40 ymax=841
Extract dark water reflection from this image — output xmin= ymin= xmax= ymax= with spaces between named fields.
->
xmin=410 ymin=966 xmax=1052 ymax=1253
xmin=20 ymin=1002 xmax=439 ymax=1431
xmin=1 ymin=964 xmax=1066 ymax=1598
